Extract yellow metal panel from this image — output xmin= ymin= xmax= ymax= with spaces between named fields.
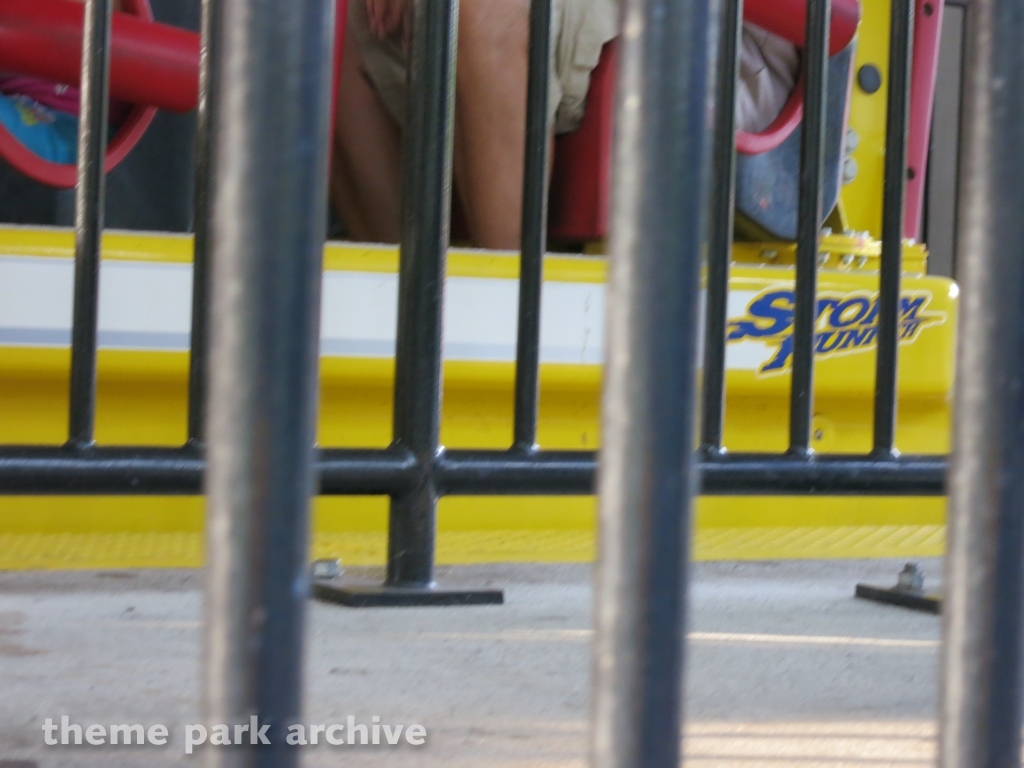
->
xmin=0 ymin=522 xmax=944 ymax=570
xmin=0 ymin=226 xmax=608 ymax=283
xmin=840 ymin=0 xmax=893 ymax=238
xmin=0 ymin=228 xmax=955 ymax=567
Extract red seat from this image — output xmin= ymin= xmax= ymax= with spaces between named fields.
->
xmin=0 ymin=0 xmax=347 ymax=188
xmin=547 ymin=0 xmax=861 ymax=244
xmin=547 ymin=41 xmax=617 ymax=244
xmin=549 ymin=0 xmax=847 ymax=245
xmin=548 ymin=0 xmax=942 ymax=244
xmin=545 ymin=34 xmax=847 ymax=244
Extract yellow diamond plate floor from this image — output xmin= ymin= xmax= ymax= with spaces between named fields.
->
xmin=0 ymin=525 xmax=944 ymax=570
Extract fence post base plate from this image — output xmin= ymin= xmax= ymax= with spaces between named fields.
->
xmin=854 ymin=583 xmax=942 ymax=614
xmin=312 ymin=581 xmax=504 ymax=608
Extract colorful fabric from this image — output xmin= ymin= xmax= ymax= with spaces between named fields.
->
xmin=736 ymin=23 xmax=800 ymax=134
xmin=0 ymin=75 xmax=81 ymax=116
xmin=0 ymin=91 xmax=78 ymax=164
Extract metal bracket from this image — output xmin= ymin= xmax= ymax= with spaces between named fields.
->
xmin=312 ymin=580 xmax=504 ymax=608
xmin=854 ymin=563 xmax=942 ymax=614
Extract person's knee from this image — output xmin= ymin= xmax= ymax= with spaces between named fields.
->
xmin=457 ymin=0 xmax=529 ymax=66
xmin=339 ymin=24 xmax=367 ymax=88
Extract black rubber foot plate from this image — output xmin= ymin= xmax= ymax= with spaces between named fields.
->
xmin=855 ymin=583 xmax=942 ymax=614
xmin=313 ymin=581 xmax=504 ymax=608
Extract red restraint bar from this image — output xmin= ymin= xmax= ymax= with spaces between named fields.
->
xmin=747 ymin=0 xmax=859 ymax=54
xmin=0 ymin=0 xmax=199 ymax=113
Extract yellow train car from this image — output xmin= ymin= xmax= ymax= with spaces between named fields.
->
xmin=0 ymin=224 xmax=955 ymax=569
xmin=0 ymin=0 xmax=958 ymax=569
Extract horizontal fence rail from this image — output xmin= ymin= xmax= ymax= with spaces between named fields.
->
xmin=0 ymin=446 xmax=947 ymax=496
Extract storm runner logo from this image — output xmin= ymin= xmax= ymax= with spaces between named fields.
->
xmin=726 ymin=288 xmax=945 ymax=375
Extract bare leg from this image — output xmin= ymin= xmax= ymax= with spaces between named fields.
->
xmin=335 ymin=0 xmax=535 ymax=250
xmin=453 ymin=0 xmax=531 ymax=251
xmin=331 ymin=25 xmax=404 ymax=243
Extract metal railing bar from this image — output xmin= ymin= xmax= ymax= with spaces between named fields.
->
xmin=438 ymin=451 xmax=947 ymax=496
xmin=0 ymin=447 xmax=948 ymax=495
xmin=66 ymin=0 xmax=113 ymax=448
xmin=789 ymin=0 xmax=831 ymax=454
xmin=939 ymin=0 xmax=1024 ymax=757
xmin=435 ymin=448 xmax=594 ymax=494
xmin=386 ymin=0 xmax=459 ymax=589
xmin=700 ymin=0 xmax=743 ymax=453
xmin=201 ymin=0 xmax=335 ymax=756
xmin=872 ymin=0 xmax=914 ymax=455
xmin=512 ymin=0 xmax=553 ymax=452
xmin=589 ymin=0 xmax=713 ymax=763
xmin=0 ymin=445 xmax=205 ymax=494
xmin=185 ymin=0 xmax=222 ymax=445
xmin=0 ymin=446 xmax=414 ymax=495
xmin=698 ymin=452 xmax=946 ymax=495
xmin=318 ymin=448 xmax=419 ymax=493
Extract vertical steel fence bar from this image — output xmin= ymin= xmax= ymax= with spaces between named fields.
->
xmin=513 ymin=0 xmax=553 ymax=452
xmin=67 ymin=0 xmax=113 ymax=448
xmin=872 ymin=0 xmax=914 ymax=455
xmin=700 ymin=0 xmax=743 ymax=453
xmin=385 ymin=0 xmax=459 ymax=589
xmin=788 ymin=0 xmax=831 ymax=454
xmin=186 ymin=0 xmax=222 ymax=446
xmin=939 ymin=0 xmax=1024 ymax=760
xmin=590 ymin=0 xmax=714 ymax=763
xmin=201 ymin=0 xmax=334 ymax=758
xmin=313 ymin=0 xmax=500 ymax=607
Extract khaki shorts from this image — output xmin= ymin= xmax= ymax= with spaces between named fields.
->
xmin=349 ymin=0 xmax=618 ymax=135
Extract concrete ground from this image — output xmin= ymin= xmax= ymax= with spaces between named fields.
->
xmin=0 ymin=558 xmax=943 ymax=767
